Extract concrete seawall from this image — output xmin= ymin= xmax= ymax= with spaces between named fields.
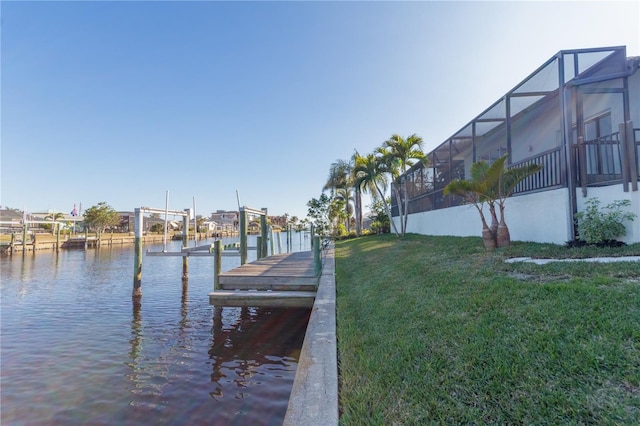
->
xmin=284 ymin=246 xmax=338 ymax=425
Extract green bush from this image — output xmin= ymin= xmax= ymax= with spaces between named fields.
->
xmin=575 ymin=198 xmax=636 ymax=244
xmin=149 ymin=223 xmax=164 ymax=233
xmin=332 ymin=223 xmax=347 ymax=238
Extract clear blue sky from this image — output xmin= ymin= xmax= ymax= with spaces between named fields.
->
xmin=2 ymin=1 xmax=638 ymax=219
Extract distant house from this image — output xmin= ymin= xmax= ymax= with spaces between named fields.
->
xmin=209 ymin=210 xmax=238 ymax=233
xmin=269 ymin=215 xmax=288 ymax=230
xmin=200 ymin=220 xmax=219 ymax=233
xmin=393 ymin=46 xmax=639 ymax=244
xmin=0 ymin=209 xmax=24 ymax=233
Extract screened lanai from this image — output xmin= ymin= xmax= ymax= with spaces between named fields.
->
xmin=393 ymin=46 xmax=639 ymax=218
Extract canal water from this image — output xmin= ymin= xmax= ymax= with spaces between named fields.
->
xmin=1 ymin=233 xmax=312 ymax=425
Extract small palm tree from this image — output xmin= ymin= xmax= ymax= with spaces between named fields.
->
xmin=445 ymin=155 xmax=542 ymax=248
xmin=444 ymin=163 xmax=498 ymax=249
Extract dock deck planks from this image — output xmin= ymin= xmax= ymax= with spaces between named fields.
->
xmin=210 ymin=251 xmax=318 ymax=307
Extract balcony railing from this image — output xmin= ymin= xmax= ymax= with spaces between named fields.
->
xmin=391 ymin=129 xmax=639 ymax=217
xmin=511 ymin=147 xmax=564 ymax=194
xmin=575 ymin=129 xmax=640 ymax=187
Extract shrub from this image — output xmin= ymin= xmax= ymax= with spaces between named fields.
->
xmin=575 ymin=198 xmax=636 ymax=244
xmin=150 ymin=223 xmax=164 ymax=233
xmin=332 ymin=223 xmax=347 ymax=238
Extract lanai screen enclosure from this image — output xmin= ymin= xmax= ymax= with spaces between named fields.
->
xmin=392 ymin=46 xmax=639 ymax=244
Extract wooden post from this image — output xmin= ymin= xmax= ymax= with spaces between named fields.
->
xmin=257 ymin=236 xmax=263 ymax=260
xmin=313 ymin=235 xmax=321 ymax=276
xmin=182 ymin=211 xmax=189 ymax=280
xmin=261 ymin=208 xmax=268 ymax=257
xmin=310 ymin=225 xmax=315 ymax=249
xmin=240 ymin=208 xmax=248 ymax=265
xmin=277 ymin=230 xmax=282 ymax=255
xmin=269 ymin=227 xmax=275 ymax=256
xmin=56 ymin=223 xmax=61 ymax=252
xmin=132 ymin=208 xmax=143 ymax=299
xmin=286 ymin=224 xmax=290 ymax=253
xmin=625 ymin=121 xmax=637 ymax=191
xmin=22 ymin=224 xmax=27 ymax=253
xmin=213 ymin=240 xmax=222 ymax=291
xmin=163 ymin=190 xmax=169 ymax=251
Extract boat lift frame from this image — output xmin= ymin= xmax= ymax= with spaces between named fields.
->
xmin=132 ymin=204 xmax=270 ymax=300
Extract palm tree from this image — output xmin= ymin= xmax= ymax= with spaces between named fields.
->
xmin=323 ymin=159 xmax=355 ymax=234
xmin=491 ymin=156 xmax=543 ymax=247
xmin=444 ymin=161 xmax=499 ymax=249
xmin=445 ymin=155 xmax=542 ymax=248
xmin=334 ymin=187 xmax=354 ymax=232
xmin=353 ymin=153 xmax=401 ymax=237
xmin=381 ymin=134 xmax=428 ymax=237
xmin=44 ymin=212 xmax=65 ymax=235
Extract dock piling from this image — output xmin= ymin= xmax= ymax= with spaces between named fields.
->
xmin=182 ymin=211 xmax=189 ymax=280
xmin=313 ymin=236 xmax=321 ymax=276
xmin=213 ymin=240 xmax=222 ymax=290
xmin=240 ymin=209 xmax=248 ymax=265
xmin=261 ymin=208 xmax=268 ymax=257
xmin=133 ymin=208 xmax=143 ymax=299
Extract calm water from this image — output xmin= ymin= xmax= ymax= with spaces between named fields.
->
xmin=1 ymin=234 xmax=312 ymax=425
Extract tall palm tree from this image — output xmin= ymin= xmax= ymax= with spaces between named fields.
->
xmin=323 ymin=159 xmax=352 ymax=193
xmin=353 ymin=153 xmax=401 ymax=237
xmin=323 ymin=159 xmax=356 ymax=234
xmin=350 ymin=150 xmax=364 ymax=236
xmin=381 ymin=134 xmax=428 ymax=237
xmin=334 ymin=187 xmax=354 ymax=232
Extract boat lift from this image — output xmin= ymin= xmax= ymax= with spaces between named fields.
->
xmin=132 ymin=196 xmax=270 ymax=300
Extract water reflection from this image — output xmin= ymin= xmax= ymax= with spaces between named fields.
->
xmin=208 ymin=307 xmax=310 ymax=423
xmin=2 ymin=235 xmax=312 ymax=425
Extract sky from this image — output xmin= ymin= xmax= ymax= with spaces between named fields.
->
xmin=1 ymin=1 xmax=639 ymax=220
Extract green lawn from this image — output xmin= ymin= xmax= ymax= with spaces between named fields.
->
xmin=336 ymin=234 xmax=640 ymax=425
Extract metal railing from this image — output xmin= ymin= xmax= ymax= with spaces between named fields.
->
xmin=574 ymin=130 xmax=640 ymax=186
xmin=511 ymin=146 xmax=564 ymax=194
xmin=392 ymin=128 xmax=639 ymax=216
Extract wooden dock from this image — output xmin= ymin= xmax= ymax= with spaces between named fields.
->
xmin=209 ymin=251 xmax=319 ymax=307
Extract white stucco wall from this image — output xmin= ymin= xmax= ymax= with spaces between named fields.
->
xmin=401 ymin=186 xmax=640 ymax=245
xmin=401 ymin=188 xmax=573 ymax=244
xmin=502 ymin=189 xmax=573 ymax=244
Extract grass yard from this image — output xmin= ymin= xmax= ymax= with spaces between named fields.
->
xmin=336 ymin=234 xmax=640 ymax=425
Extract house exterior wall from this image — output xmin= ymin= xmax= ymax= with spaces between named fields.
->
xmin=399 ymin=188 xmax=573 ymax=244
xmin=394 ymin=47 xmax=639 ymax=245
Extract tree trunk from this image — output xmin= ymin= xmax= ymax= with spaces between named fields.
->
xmin=403 ymin=181 xmax=410 ymax=238
xmin=482 ymin=226 xmax=497 ymax=250
xmin=354 ymin=188 xmax=362 ymax=236
xmin=496 ymin=203 xmax=510 ymax=248
xmin=488 ymin=202 xmax=499 ymax=247
xmin=374 ymin=182 xmax=401 ymax=237
xmin=394 ymin=185 xmax=405 ymax=237
xmin=474 ymin=203 xmax=496 ymax=250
